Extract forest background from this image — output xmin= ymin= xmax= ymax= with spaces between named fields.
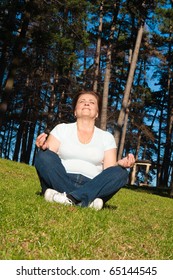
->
xmin=0 ymin=0 xmax=172 ymax=191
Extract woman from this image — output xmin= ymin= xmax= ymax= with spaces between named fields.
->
xmin=35 ymin=90 xmax=135 ymax=210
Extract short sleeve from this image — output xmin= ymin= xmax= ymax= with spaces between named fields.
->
xmin=103 ymin=131 xmax=117 ymax=151
xmin=50 ymin=123 xmax=66 ymax=142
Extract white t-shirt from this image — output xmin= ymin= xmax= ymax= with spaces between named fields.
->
xmin=50 ymin=122 xmax=116 ymax=179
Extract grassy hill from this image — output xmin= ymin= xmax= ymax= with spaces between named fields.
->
xmin=0 ymin=158 xmax=173 ymax=260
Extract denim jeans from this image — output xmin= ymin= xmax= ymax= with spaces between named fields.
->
xmin=34 ymin=149 xmax=129 ymax=207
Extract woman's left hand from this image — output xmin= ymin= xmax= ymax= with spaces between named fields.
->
xmin=117 ymin=153 xmax=135 ymax=168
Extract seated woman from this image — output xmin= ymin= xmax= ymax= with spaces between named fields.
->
xmin=35 ymin=90 xmax=135 ymax=210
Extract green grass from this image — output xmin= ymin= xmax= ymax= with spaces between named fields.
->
xmin=0 ymin=158 xmax=173 ymax=260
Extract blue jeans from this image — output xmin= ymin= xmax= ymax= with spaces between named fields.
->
xmin=34 ymin=150 xmax=128 ymax=207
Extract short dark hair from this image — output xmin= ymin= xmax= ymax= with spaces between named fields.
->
xmin=72 ymin=90 xmax=102 ymax=117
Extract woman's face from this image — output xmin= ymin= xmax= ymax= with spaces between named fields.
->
xmin=74 ymin=93 xmax=99 ymax=119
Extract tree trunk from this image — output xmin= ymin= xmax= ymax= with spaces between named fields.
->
xmin=93 ymin=1 xmax=104 ymax=93
xmin=170 ymin=170 xmax=173 ymax=197
xmin=100 ymin=44 xmax=112 ymax=130
xmin=118 ymin=106 xmax=130 ymax=158
xmin=114 ymin=20 xmax=145 ymax=159
xmin=0 ymin=43 xmax=7 ymax=88
xmin=159 ymin=73 xmax=173 ymax=187
xmin=25 ymin=123 xmax=36 ymax=164
xmin=13 ymin=122 xmax=25 ymax=162
xmin=100 ymin=1 xmax=120 ymax=130
xmin=0 ymin=10 xmax=30 ymax=126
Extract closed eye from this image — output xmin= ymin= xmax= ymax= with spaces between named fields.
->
xmin=79 ymin=99 xmax=95 ymax=104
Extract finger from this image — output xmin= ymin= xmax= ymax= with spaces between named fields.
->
xmin=127 ymin=154 xmax=135 ymax=164
xmin=36 ymin=133 xmax=47 ymax=144
xmin=127 ymin=153 xmax=134 ymax=160
xmin=36 ymin=133 xmax=45 ymax=140
xmin=41 ymin=142 xmax=48 ymax=150
xmin=39 ymin=138 xmax=48 ymax=148
xmin=36 ymin=133 xmax=47 ymax=148
xmin=37 ymin=133 xmax=47 ymax=142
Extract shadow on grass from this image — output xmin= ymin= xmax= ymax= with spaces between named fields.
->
xmin=124 ymin=185 xmax=172 ymax=199
xmin=35 ymin=190 xmax=43 ymax=196
xmin=104 ymin=204 xmax=118 ymax=210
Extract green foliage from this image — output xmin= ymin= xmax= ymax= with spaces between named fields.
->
xmin=0 ymin=158 xmax=173 ymax=260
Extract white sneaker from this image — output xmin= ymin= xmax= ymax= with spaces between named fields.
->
xmin=89 ymin=198 xmax=103 ymax=210
xmin=53 ymin=192 xmax=73 ymax=206
xmin=44 ymin=188 xmax=59 ymax=202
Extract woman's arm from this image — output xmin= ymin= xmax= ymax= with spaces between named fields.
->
xmin=36 ymin=133 xmax=60 ymax=153
xmin=103 ymin=148 xmax=117 ymax=169
xmin=103 ymin=149 xmax=135 ymax=169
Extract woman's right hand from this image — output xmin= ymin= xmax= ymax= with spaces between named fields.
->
xmin=36 ymin=133 xmax=48 ymax=150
